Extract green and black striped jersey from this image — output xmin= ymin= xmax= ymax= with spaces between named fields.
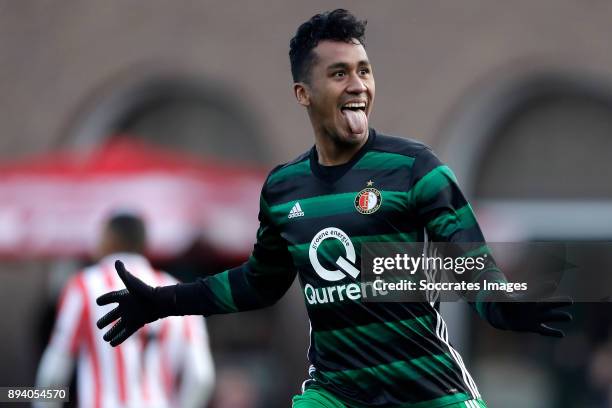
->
xmin=175 ymin=129 xmax=504 ymax=407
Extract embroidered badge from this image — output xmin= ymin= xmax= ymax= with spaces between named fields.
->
xmin=355 ymin=181 xmax=382 ymax=214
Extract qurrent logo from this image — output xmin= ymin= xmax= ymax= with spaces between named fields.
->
xmin=305 ymin=227 xmax=364 ymax=305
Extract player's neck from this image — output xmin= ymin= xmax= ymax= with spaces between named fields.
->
xmin=314 ymin=130 xmax=369 ymax=166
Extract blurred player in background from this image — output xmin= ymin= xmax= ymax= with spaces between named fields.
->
xmin=36 ymin=213 xmax=215 ymax=408
xmin=96 ymin=9 xmax=571 ymax=408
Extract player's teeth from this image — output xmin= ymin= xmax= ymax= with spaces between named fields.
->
xmin=343 ymin=102 xmax=366 ymax=108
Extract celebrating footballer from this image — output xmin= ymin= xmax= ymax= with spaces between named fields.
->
xmin=97 ymin=9 xmax=572 ymax=408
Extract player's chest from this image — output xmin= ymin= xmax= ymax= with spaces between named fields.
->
xmin=269 ymin=178 xmax=414 ymax=246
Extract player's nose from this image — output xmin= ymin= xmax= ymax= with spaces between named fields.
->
xmin=346 ymin=73 xmax=367 ymax=94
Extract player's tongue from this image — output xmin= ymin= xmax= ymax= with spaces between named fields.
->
xmin=342 ymin=109 xmax=367 ymax=134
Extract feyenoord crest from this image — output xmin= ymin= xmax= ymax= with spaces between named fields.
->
xmin=355 ymin=181 xmax=382 ymax=214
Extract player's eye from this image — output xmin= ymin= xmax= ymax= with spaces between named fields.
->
xmin=359 ymin=68 xmax=371 ymax=76
xmin=333 ymin=71 xmax=346 ymax=78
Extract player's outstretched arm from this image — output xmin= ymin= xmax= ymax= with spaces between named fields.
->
xmin=97 ymin=182 xmax=295 ymax=347
xmin=482 ymin=282 xmax=573 ymax=338
xmin=96 ymin=260 xmax=178 ymax=346
xmin=411 ymin=148 xmax=573 ymax=337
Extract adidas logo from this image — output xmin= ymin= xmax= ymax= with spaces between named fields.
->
xmin=288 ymin=202 xmax=305 ymax=219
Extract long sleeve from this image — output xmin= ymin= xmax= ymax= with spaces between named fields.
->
xmin=408 ymin=147 xmax=507 ymax=319
xmin=173 ymin=185 xmax=296 ymax=316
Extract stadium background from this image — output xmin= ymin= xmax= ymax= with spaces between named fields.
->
xmin=1 ymin=1 xmax=612 ymax=407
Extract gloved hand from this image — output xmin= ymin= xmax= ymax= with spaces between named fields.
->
xmin=96 ymin=260 xmax=177 ymax=347
xmin=485 ymin=282 xmax=573 ymax=338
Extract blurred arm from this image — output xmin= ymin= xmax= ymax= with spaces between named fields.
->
xmin=34 ymin=277 xmax=83 ymax=408
xmin=176 ymin=316 xmax=215 ymax=408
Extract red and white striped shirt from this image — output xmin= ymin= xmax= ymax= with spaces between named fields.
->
xmin=36 ymin=253 xmax=215 ymax=408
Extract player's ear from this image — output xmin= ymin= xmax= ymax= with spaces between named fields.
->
xmin=293 ymin=82 xmax=310 ymax=107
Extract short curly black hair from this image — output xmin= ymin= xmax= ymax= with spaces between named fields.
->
xmin=289 ymin=9 xmax=367 ymax=83
xmin=106 ymin=213 xmax=147 ymax=253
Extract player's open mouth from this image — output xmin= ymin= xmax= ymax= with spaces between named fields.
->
xmin=340 ymin=101 xmax=368 ymax=134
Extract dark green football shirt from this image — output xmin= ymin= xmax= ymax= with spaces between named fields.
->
xmin=175 ymin=129 xmax=504 ymax=407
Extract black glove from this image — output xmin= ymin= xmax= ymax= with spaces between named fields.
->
xmin=96 ymin=260 xmax=178 ymax=347
xmin=485 ymin=282 xmax=573 ymax=338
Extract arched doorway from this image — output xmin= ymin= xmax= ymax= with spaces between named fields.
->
xmin=64 ymin=68 xmax=269 ymax=163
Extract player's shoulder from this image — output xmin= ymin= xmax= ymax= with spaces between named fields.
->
xmin=80 ymin=263 xmax=101 ymax=276
xmin=371 ymin=130 xmax=433 ymax=158
xmin=263 ymin=149 xmax=311 ymax=188
xmin=75 ymin=264 xmax=101 ymax=285
xmin=58 ymin=266 xmax=98 ymax=301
